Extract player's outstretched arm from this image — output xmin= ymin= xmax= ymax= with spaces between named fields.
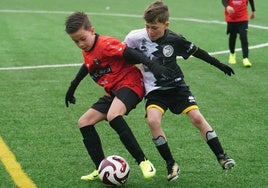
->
xmin=193 ymin=48 xmax=235 ymax=76
xmin=65 ymin=64 xmax=88 ymax=107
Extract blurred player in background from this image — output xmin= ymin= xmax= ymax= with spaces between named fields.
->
xmin=124 ymin=1 xmax=236 ymax=181
xmin=222 ymin=0 xmax=256 ymax=67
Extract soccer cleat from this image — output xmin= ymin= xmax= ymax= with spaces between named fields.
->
xmin=139 ymin=160 xmax=156 ymax=179
xmin=81 ymin=169 xmax=99 ymax=181
xmin=167 ymin=162 xmax=180 ymax=181
xmin=218 ymin=154 xmax=236 ymax=170
xmin=228 ymin=53 xmax=237 ymax=64
xmin=243 ymin=58 xmax=252 ymax=67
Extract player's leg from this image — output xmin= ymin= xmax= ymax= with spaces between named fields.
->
xmin=186 ymin=109 xmax=235 ymax=170
xmin=229 ymin=32 xmax=237 ymax=55
xmin=239 ymin=21 xmax=252 ymax=67
xmin=227 ymin=22 xmax=237 ymax=64
xmin=78 ymin=107 xmax=107 ymax=181
xmin=146 ymin=107 xmax=179 ymax=181
xmin=107 ymin=88 xmax=156 ymax=179
xmin=79 ymin=96 xmax=113 ymax=181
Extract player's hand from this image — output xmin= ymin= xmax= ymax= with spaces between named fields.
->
xmin=226 ymin=6 xmax=235 ymax=14
xmin=215 ymin=63 xmax=235 ymax=76
xmin=65 ymin=86 xmax=76 ymax=107
xmin=150 ymin=63 xmax=173 ymax=80
xmin=250 ymin=11 xmax=256 ymax=19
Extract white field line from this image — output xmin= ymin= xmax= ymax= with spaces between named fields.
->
xmin=0 ymin=64 xmax=81 ymax=71
xmin=208 ymin=42 xmax=268 ymax=56
xmin=2 ymin=42 xmax=266 ymax=71
xmin=1 ymin=9 xmax=268 ymax=30
xmin=0 ymin=9 xmax=267 ymax=71
xmin=1 ymin=42 xmax=267 ymax=71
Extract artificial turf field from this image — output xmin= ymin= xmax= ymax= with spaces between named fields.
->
xmin=0 ymin=0 xmax=267 ymax=187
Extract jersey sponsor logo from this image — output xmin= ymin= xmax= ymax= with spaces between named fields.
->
xmin=162 ymin=45 xmax=174 ymax=57
xmin=232 ymin=0 xmax=242 ymax=6
xmin=90 ymin=65 xmax=112 ymax=82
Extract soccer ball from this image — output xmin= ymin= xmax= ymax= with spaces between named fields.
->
xmin=98 ymin=155 xmax=130 ymax=186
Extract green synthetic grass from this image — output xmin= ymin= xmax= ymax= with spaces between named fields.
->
xmin=0 ymin=0 xmax=267 ymax=187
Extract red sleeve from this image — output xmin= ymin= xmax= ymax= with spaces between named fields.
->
xmin=101 ymin=37 xmax=127 ymax=57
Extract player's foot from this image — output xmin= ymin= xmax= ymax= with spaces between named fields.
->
xmin=243 ymin=58 xmax=252 ymax=67
xmin=228 ymin=53 xmax=237 ymax=64
xmin=139 ymin=160 xmax=156 ymax=179
xmin=167 ymin=162 xmax=180 ymax=181
xmin=218 ymin=154 xmax=235 ymax=170
xmin=81 ymin=169 xmax=99 ymax=181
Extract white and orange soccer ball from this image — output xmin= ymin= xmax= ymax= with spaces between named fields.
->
xmin=98 ymin=155 xmax=130 ymax=186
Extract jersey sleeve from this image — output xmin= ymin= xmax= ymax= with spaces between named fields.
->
xmin=102 ymin=37 xmax=127 ymax=57
xmin=249 ymin=0 xmax=256 ymax=12
xmin=176 ymin=35 xmax=197 ymax=59
xmin=124 ymin=30 xmax=140 ymax=49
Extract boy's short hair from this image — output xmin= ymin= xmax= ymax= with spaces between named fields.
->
xmin=65 ymin=12 xmax=92 ymax=34
xmin=143 ymin=1 xmax=169 ymax=24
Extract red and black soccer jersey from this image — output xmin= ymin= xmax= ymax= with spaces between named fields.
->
xmin=82 ymin=34 xmax=144 ymax=99
xmin=224 ymin=0 xmax=250 ymax=22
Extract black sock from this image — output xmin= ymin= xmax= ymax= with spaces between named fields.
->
xmin=207 ymin=137 xmax=224 ymax=159
xmin=157 ymin=143 xmax=175 ymax=166
xmin=153 ymin=136 xmax=175 ymax=166
xmin=109 ymin=115 xmax=146 ymax=164
xmin=80 ymin=126 xmax=105 ymax=169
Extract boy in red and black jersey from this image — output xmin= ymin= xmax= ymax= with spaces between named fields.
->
xmin=222 ymin=0 xmax=256 ymax=67
xmin=64 ymin=11 xmax=170 ymax=181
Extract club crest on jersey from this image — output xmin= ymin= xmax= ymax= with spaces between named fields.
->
xmin=163 ymin=45 xmax=174 ymax=57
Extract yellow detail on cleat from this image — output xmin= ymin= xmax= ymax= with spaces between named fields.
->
xmin=243 ymin=58 xmax=252 ymax=67
xmin=228 ymin=53 xmax=237 ymax=64
xmin=81 ymin=169 xmax=99 ymax=181
xmin=139 ymin=160 xmax=156 ymax=179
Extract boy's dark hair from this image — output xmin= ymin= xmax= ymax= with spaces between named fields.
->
xmin=65 ymin=12 xmax=92 ymax=34
xmin=143 ymin=1 xmax=169 ymax=24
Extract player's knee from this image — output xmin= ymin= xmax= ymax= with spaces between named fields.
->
xmin=107 ymin=106 xmax=126 ymax=122
xmin=77 ymin=116 xmax=95 ymax=128
xmin=189 ymin=112 xmax=204 ymax=126
xmin=147 ymin=116 xmax=161 ymax=127
xmin=77 ymin=117 xmax=86 ymax=128
xmin=107 ymin=113 xmax=120 ymax=122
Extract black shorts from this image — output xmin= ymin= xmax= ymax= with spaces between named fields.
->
xmin=227 ymin=21 xmax=248 ymax=36
xmin=91 ymin=87 xmax=141 ymax=115
xmin=145 ymin=86 xmax=198 ymax=114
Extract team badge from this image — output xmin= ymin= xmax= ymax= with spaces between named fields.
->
xmin=163 ymin=45 xmax=174 ymax=57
